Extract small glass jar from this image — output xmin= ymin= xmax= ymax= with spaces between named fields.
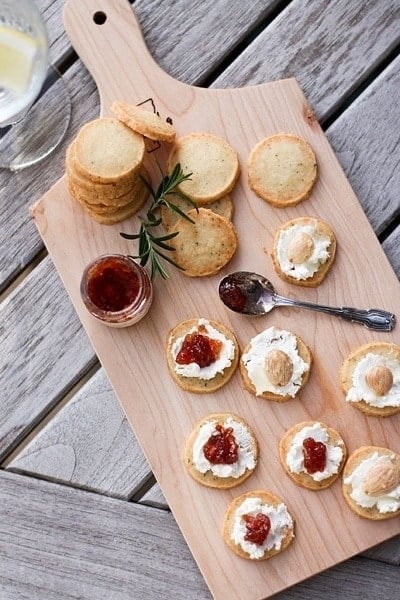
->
xmin=80 ymin=254 xmax=153 ymax=328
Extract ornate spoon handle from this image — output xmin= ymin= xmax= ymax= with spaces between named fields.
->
xmin=274 ymin=295 xmax=396 ymax=331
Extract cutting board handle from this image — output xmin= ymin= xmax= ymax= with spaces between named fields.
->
xmin=63 ymin=0 xmax=188 ymax=111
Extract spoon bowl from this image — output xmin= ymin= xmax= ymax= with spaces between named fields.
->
xmin=218 ymin=271 xmax=396 ymax=331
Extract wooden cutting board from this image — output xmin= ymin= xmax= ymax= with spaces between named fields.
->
xmin=31 ymin=0 xmax=400 ymax=598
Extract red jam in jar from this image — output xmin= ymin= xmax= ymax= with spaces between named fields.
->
xmin=80 ymin=254 xmax=153 ymax=327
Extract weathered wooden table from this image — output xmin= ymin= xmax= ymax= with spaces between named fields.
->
xmin=1 ymin=1 xmax=399 ymax=598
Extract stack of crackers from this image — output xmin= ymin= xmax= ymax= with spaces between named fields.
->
xmin=66 ymin=117 xmax=149 ymax=225
xmin=66 ymin=101 xmax=176 ymax=225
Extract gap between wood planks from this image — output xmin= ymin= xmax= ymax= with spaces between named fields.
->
xmin=1 ymin=362 xmax=100 ymax=467
xmin=199 ymin=0 xmax=292 ymax=88
xmin=3 ymin=0 xmax=399 ymax=499
xmin=0 ymin=248 xmax=47 ymax=305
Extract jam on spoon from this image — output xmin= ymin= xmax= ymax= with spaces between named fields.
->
xmin=218 ymin=271 xmax=395 ymax=331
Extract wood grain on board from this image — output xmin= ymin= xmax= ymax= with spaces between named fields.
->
xmin=29 ymin=1 xmax=400 ymax=598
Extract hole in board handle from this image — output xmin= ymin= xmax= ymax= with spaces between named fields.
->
xmin=93 ymin=11 xmax=107 ymax=25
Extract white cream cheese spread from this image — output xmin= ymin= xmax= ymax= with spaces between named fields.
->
xmin=346 ymin=353 xmax=400 ymax=408
xmin=171 ymin=318 xmax=235 ymax=380
xmin=231 ymin=497 xmax=293 ymax=559
xmin=344 ymin=452 xmax=400 ymax=513
xmin=241 ymin=327 xmax=309 ymax=397
xmin=286 ymin=423 xmax=344 ymax=481
xmin=277 ymin=223 xmax=330 ymax=280
xmin=192 ymin=416 xmax=256 ymax=478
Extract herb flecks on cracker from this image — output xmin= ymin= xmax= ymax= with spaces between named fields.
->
xmin=120 ymin=163 xmax=194 ymax=280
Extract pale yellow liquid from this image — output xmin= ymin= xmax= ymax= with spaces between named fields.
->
xmin=0 ymin=25 xmax=47 ymax=125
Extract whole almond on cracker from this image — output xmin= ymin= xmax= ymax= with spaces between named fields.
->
xmin=365 ymin=365 xmax=393 ymax=396
xmin=340 ymin=342 xmax=400 ymax=417
xmin=286 ymin=232 xmax=314 ymax=264
xmin=240 ymin=326 xmax=312 ymax=402
xmin=342 ymin=446 xmax=400 ymax=520
xmin=271 ymin=217 xmax=336 ymax=288
xmin=362 ymin=462 xmax=400 ymax=496
xmin=265 ymin=350 xmax=293 ymax=386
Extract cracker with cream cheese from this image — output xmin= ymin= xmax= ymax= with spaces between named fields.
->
xmin=342 ymin=446 xmax=400 ymax=520
xmin=222 ymin=490 xmax=295 ymax=560
xmin=271 ymin=217 xmax=336 ymax=287
xmin=184 ymin=412 xmax=258 ymax=489
xmin=240 ymin=326 xmax=312 ymax=402
xmin=279 ymin=421 xmax=347 ymax=490
xmin=166 ymin=318 xmax=239 ymax=393
xmin=340 ymin=342 xmax=400 ymax=417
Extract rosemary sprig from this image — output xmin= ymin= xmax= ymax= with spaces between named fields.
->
xmin=120 ymin=163 xmax=195 ymax=280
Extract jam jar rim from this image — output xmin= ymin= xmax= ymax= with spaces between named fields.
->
xmin=80 ymin=253 xmax=153 ymax=323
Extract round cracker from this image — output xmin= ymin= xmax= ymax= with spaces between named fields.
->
xmin=248 ymin=133 xmax=317 ymax=207
xmin=222 ymin=490 xmax=295 ymax=560
xmin=166 ymin=318 xmax=239 ymax=393
xmin=340 ymin=342 xmax=400 ymax=417
xmin=66 ymin=143 xmax=141 ymax=202
xmin=74 ymin=118 xmax=145 ymax=184
xmin=161 ymin=194 xmax=233 ymax=230
xmin=168 ymin=208 xmax=237 ymax=277
xmin=168 ymin=133 xmax=240 ymax=204
xmin=271 ymin=217 xmax=336 ymax=287
xmin=342 ymin=446 xmax=400 ymax=520
xmin=111 ymin=100 xmax=176 ymax=142
xmin=68 ymin=178 xmax=146 ymax=213
xmin=240 ymin=330 xmax=312 ymax=402
xmin=279 ymin=421 xmax=347 ymax=490
xmin=184 ymin=412 xmax=258 ymax=489
xmin=70 ymin=182 xmax=149 ymax=225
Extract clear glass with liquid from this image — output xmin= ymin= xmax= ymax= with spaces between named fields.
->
xmin=0 ymin=0 xmax=71 ymax=170
xmin=0 ymin=0 xmax=48 ymax=125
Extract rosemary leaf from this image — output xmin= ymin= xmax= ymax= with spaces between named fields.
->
xmin=162 ymin=200 xmax=195 ymax=224
xmin=120 ymin=162 xmax=192 ymax=279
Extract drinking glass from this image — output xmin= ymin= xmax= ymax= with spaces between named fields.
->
xmin=0 ymin=0 xmax=71 ymax=170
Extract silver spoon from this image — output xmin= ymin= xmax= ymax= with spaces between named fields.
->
xmin=218 ymin=271 xmax=395 ymax=331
